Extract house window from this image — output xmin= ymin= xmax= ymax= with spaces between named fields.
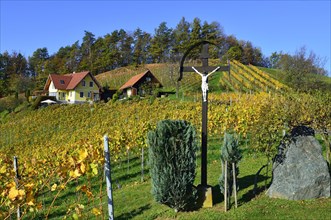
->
xmin=89 ymin=81 xmax=93 ymax=87
xmin=62 ymin=93 xmax=65 ymax=98
xmin=82 ymin=80 xmax=86 ymax=86
xmin=80 ymin=92 xmax=84 ymax=98
xmin=60 ymin=80 xmax=65 ymax=84
xmin=87 ymin=92 xmax=91 ymax=98
xmin=146 ymin=77 xmax=151 ymax=82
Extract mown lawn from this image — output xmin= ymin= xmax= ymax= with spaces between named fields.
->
xmin=111 ymin=136 xmax=331 ymax=220
xmin=25 ymin=136 xmax=330 ymax=219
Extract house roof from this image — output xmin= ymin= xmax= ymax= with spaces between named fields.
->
xmin=44 ymin=71 xmax=101 ymax=91
xmin=65 ymin=71 xmax=90 ymax=90
xmin=119 ymin=70 xmax=162 ymax=90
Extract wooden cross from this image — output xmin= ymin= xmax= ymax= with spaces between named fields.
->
xmin=179 ymin=41 xmax=230 ymax=187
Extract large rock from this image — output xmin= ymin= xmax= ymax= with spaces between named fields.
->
xmin=268 ymin=126 xmax=330 ymax=200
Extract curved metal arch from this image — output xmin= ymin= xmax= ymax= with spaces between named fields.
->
xmin=178 ymin=40 xmax=221 ymax=81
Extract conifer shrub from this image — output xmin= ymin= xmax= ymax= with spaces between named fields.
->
xmin=147 ymin=119 xmax=198 ymax=212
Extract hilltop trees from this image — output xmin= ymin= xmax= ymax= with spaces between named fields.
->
xmin=0 ymin=52 xmax=33 ymax=97
xmin=269 ymin=47 xmax=328 ymax=91
xmin=150 ymin=22 xmax=174 ymax=63
xmin=1 ymin=17 xmax=328 ymax=97
xmin=80 ymin=31 xmax=96 ymax=72
xmin=132 ymin=28 xmax=152 ymax=66
xmin=172 ymin=17 xmax=191 ymax=56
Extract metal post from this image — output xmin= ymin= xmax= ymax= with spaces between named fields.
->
xmin=104 ymin=135 xmax=114 ymax=220
xmin=13 ymin=156 xmax=21 ymax=219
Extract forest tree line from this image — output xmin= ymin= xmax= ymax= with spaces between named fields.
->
xmin=0 ymin=17 xmax=328 ymax=98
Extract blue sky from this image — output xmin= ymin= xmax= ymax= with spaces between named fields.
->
xmin=1 ymin=0 xmax=330 ymax=75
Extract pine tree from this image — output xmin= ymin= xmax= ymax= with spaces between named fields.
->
xmin=147 ymin=119 xmax=198 ymax=212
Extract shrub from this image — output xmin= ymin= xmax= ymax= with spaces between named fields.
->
xmin=147 ymin=119 xmax=198 ymax=212
xmin=219 ymin=132 xmax=242 ymax=202
xmin=30 ymin=96 xmax=57 ymax=110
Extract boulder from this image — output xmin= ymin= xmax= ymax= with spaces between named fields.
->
xmin=268 ymin=126 xmax=330 ymax=200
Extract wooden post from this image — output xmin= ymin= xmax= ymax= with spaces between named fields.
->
xmin=232 ymin=162 xmax=238 ymax=208
xmin=141 ymin=147 xmax=144 ymax=182
xmin=13 ymin=156 xmax=21 ymax=219
xmin=224 ymin=160 xmax=227 ymax=212
xmin=104 ymin=135 xmax=114 ymax=220
xmin=127 ymin=148 xmax=130 ymax=175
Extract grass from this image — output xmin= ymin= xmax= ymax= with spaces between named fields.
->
xmin=23 ymin=136 xmax=331 ymax=219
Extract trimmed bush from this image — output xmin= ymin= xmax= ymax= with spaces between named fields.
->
xmin=147 ymin=119 xmax=198 ymax=212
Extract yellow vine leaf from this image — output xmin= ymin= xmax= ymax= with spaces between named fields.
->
xmin=6 ymin=181 xmax=16 ymax=188
xmin=78 ymin=149 xmax=88 ymax=162
xmin=25 ymin=183 xmax=34 ymax=188
xmin=26 ymin=192 xmax=35 ymax=206
xmin=80 ymin=163 xmax=86 ymax=174
xmin=92 ymin=208 xmax=101 ymax=216
xmin=18 ymin=189 xmax=25 ymax=200
xmin=51 ymin=183 xmax=57 ymax=191
xmin=0 ymin=165 xmax=6 ymax=174
xmin=90 ymin=163 xmax=98 ymax=176
xmin=8 ymin=187 xmax=19 ymax=200
xmin=68 ymin=156 xmax=75 ymax=166
xmin=72 ymin=213 xmax=79 ymax=220
xmin=69 ymin=169 xmax=81 ymax=178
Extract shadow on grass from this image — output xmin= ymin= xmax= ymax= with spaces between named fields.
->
xmin=239 ymin=175 xmax=271 ymax=204
xmin=116 ymin=204 xmax=151 ymax=220
xmin=209 ymin=174 xmax=270 ymax=206
xmin=212 ymin=184 xmax=223 ymax=205
xmin=238 ymin=174 xmax=269 ymax=191
xmin=114 ymin=168 xmax=149 ymax=184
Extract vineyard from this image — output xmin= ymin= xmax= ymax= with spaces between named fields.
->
xmin=218 ymin=60 xmax=290 ymax=93
xmin=1 ymin=61 xmax=331 ymax=219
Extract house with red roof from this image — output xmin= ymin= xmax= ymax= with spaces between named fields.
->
xmin=119 ymin=70 xmax=163 ymax=98
xmin=44 ymin=71 xmax=102 ymax=103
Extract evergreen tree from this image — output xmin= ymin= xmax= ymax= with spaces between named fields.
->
xmin=150 ymin=22 xmax=173 ymax=63
xmin=29 ymin=47 xmax=51 ymax=89
xmin=147 ymin=120 xmax=198 ymax=212
xmin=103 ymin=31 xmax=121 ymax=70
xmin=117 ymin=29 xmax=133 ymax=67
xmin=133 ymin=28 xmax=151 ymax=66
xmin=80 ymin=31 xmax=96 ymax=72
xmin=0 ymin=52 xmax=12 ymax=97
xmin=189 ymin=17 xmax=202 ymax=60
xmin=68 ymin=41 xmax=81 ymax=72
xmin=172 ymin=17 xmax=191 ymax=56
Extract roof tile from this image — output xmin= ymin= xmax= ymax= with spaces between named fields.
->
xmin=45 ymin=71 xmax=100 ymax=91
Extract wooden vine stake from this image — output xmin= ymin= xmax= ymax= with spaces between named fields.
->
xmin=232 ymin=162 xmax=238 ymax=208
xmin=224 ymin=160 xmax=227 ymax=212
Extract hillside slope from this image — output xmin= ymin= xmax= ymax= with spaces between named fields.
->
xmin=95 ymin=61 xmax=291 ymax=94
xmin=95 ymin=64 xmax=178 ymax=90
